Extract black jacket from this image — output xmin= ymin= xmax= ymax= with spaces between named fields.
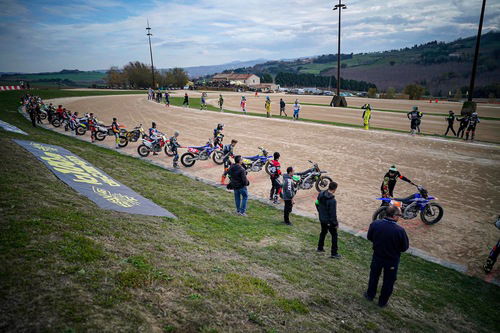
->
xmin=315 ymin=190 xmax=338 ymax=226
xmin=367 ymin=218 xmax=409 ymax=263
xmin=228 ymin=164 xmax=249 ymax=190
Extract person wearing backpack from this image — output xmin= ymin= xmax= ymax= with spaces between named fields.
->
xmin=315 ymin=181 xmax=341 ymax=259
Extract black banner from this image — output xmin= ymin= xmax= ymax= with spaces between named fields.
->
xmin=14 ymin=139 xmax=176 ymax=218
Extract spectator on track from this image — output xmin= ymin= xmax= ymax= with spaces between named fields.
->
xmin=293 ymin=100 xmax=301 ymax=120
xmin=279 ymin=98 xmax=287 ymax=117
xmin=364 ymin=205 xmax=409 ymax=308
xmin=165 ymin=91 xmax=170 ymax=107
xmin=183 ymin=93 xmax=189 ymax=108
xmin=228 ymin=155 xmax=249 ymax=216
xmin=200 ymin=92 xmax=207 ymax=110
xmin=265 ymin=96 xmax=271 ymax=118
xmin=465 ymin=112 xmax=480 ymax=141
xmin=316 ymin=181 xmax=341 ymax=259
xmin=362 ymin=104 xmax=372 ymax=130
xmin=444 ymin=110 xmax=456 ymax=136
xmin=456 ymin=114 xmax=469 ymax=139
xmin=282 ymin=166 xmax=297 ymax=225
xmin=240 ymin=96 xmax=247 ymax=114
xmin=407 ymin=106 xmax=419 ymax=135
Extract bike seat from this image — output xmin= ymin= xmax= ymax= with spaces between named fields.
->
xmin=295 ymin=168 xmax=313 ymax=176
xmin=393 ymin=194 xmax=416 ymax=203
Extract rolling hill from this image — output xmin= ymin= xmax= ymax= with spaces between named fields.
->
xmin=228 ymin=31 xmax=500 ymax=96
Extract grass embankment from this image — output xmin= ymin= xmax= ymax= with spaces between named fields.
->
xmin=1 ymin=90 xmax=499 ymax=332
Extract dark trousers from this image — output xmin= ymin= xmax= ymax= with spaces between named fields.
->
xmin=318 ymin=223 xmax=338 ymax=255
xmin=444 ymin=124 xmax=456 ymax=136
xmin=457 ymin=125 xmax=466 ymax=138
xmin=366 ymin=256 xmax=399 ymax=306
xmin=270 ymin=178 xmax=281 ymax=200
xmin=465 ymin=126 xmax=476 ymax=140
xmin=29 ymin=113 xmax=36 ymax=127
xmin=284 ymin=200 xmax=293 ymax=224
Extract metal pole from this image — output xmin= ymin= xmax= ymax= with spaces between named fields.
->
xmin=333 ymin=1 xmax=346 ymax=97
xmin=468 ymin=0 xmax=486 ymax=102
xmin=146 ymin=20 xmax=156 ymax=88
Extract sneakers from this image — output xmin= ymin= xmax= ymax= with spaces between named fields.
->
xmin=238 ymin=212 xmax=248 ymax=217
xmin=363 ymin=292 xmax=374 ymax=302
xmin=316 ymin=248 xmax=325 ymax=253
xmin=330 ymin=254 xmax=342 ymax=259
xmin=284 ymin=221 xmax=292 ymax=226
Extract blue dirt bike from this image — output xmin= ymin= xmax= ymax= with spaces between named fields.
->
xmin=242 ymin=147 xmax=273 ymax=174
xmin=372 ymin=185 xmax=444 ymax=225
xmin=180 ymin=142 xmax=223 ymax=167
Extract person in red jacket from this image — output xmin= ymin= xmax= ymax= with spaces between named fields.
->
xmin=269 ymin=152 xmax=282 ymax=204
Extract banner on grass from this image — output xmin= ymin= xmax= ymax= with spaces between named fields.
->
xmin=0 ymin=120 xmax=28 ymax=135
xmin=13 ymin=139 xmax=176 ymax=218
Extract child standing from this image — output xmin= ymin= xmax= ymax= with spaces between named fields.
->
xmin=269 ymin=152 xmax=282 ymax=204
xmin=293 ymin=100 xmax=300 ymax=120
xmin=240 ymin=96 xmax=247 ymax=114
xmin=265 ymin=96 xmax=271 ymax=118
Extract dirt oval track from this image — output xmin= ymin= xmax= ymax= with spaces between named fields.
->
xmin=49 ymin=93 xmax=500 ymax=280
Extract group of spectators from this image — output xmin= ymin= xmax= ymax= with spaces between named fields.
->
xmin=148 ymin=88 xmax=171 ymax=106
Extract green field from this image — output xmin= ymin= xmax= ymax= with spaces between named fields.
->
xmin=1 ymin=90 xmax=499 ymax=332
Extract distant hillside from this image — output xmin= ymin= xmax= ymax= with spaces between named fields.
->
xmin=0 ymin=70 xmax=106 ymax=88
xmin=229 ymin=32 xmax=500 ymax=96
xmin=176 ymin=59 xmax=267 ymax=78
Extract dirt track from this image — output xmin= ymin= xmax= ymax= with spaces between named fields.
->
xmin=48 ymin=94 xmax=500 ymax=280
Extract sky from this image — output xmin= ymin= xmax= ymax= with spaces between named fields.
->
xmin=0 ymin=0 xmax=499 ymax=72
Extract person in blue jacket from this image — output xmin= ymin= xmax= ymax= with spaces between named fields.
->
xmin=364 ymin=205 xmax=409 ymax=308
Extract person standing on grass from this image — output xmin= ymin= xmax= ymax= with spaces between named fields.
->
xmin=88 ymin=113 xmax=97 ymax=143
xmin=362 ymin=103 xmax=372 ymax=130
xmin=279 ymin=98 xmax=287 ymax=117
xmin=364 ymin=205 xmax=409 ymax=308
xmin=293 ymin=100 xmax=301 ymax=120
xmin=218 ymin=94 xmax=224 ymax=112
xmin=316 ymin=181 xmax=341 ymax=259
xmin=28 ymin=103 xmax=36 ymax=128
xmin=265 ymin=96 xmax=271 ymax=118
xmin=220 ymin=139 xmax=238 ymax=185
xmin=183 ymin=93 xmax=189 ymax=108
xmin=111 ymin=117 xmax=121 ymax=149
xmin=165 ymin=91 xmax=170 ymax=107
xmin=282 ymin=167 xmax=297 ymax=225
xmin=228 ymin=155 xmax=249 ymax=216
xmin=269 ymin=152 xmax=282 ymax=204
xmin=240 ymin=96 xmax=247 ymax=114
xmin=444 ymin=110 xmax=456 ymax=136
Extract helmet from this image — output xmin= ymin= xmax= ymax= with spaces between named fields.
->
xmin=273 ymin=152 xmax=280 ymax=159
xmin=174 ymin=131 xmax=179 ymax=136
xmin=266 ymin=96 xmax=270 ymax=100
xmin=217 ymin=123 xmax=224 ymax=130
xmin=152 ymin=122 xmax=156 ymax=128
xmin=412 ymin=106 xmax=418 ymax=111
xmin=389 ymin=165 xmax=397 ymax=172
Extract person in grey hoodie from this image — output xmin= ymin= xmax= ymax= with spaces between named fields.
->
xmin=282 ymin=166 xmax=297 ymax=225
xmin=315 ymin=181 xmax=341 ymax=259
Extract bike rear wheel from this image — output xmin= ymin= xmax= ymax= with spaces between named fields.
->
xmin=76 ymin=126 xmax=86 ymax=136
xmin=420 ymin=203 xmax=443 ymax=225
xmin=51 ymin=119 xmax=61 ymax=127
xmin=95 ymin=131 xmax=106 ymax=141
xmin=372 ymin=206 xmax=388 ymax=221
xmin=118 ymin=136 xmax=128 ymax=148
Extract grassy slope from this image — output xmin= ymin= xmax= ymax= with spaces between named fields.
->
xmin=0 ymin=90 xmax=499 ymax=332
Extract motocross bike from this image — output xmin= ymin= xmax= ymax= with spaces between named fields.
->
xmin=51 ymin=111 xmax=69 ymax=128
xmin=372 ymin=185 xmax=444 ymax=225
xmin=181 ymin=142 xmax=221 ymax=167
xmin=293 ymin=160 xmax=333 ymax=192
xmin=118 ymin=124 xmax=147 ymax=148
xmin=241 ymin=147 xmax=273 ymax=174
xmin=74 ymin=117 xmax=89 ymax=136
xmin=94 ymin=123 xmax=127 ymax=141
xmin=137 ymin=135 xmax=169 ymax=157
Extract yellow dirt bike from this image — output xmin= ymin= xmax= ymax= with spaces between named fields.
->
xmin=118 ymin=124 xmax=146 ymax=148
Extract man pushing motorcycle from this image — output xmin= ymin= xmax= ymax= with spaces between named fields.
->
xmin=169 ymin=131 xmax=181 ymax=168
xmin=220 ymin=139 xmax=238 ymax=185
xmin=269 ymin=152 xmax=282 ymax=204
xmin=380 ymin=165 xmax=415 ymax=204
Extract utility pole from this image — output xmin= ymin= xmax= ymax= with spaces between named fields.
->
xmin=331 ymin=0 xmax=347 ymax=107
xmin=461 ymin=0 xmax=486 ymax=115
xmin=146 ymin=20 xmax=156 ymax=88
xmin=468 ymin=0 xmax=486 ymax=103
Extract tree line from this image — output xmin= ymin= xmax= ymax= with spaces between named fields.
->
xmin=105 ymin=61 xmax=189 ymax=89
xmin=274 ymin=72 xmax=376 ymax=91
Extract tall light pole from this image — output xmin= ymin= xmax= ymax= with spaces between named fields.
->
xmin=467 ymin=0 xmax=487 ymax=103
xmin=333 ymin=0 xmax=346 ymax=98
xmin=146 ymin=20 xmax=156 ymax=88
